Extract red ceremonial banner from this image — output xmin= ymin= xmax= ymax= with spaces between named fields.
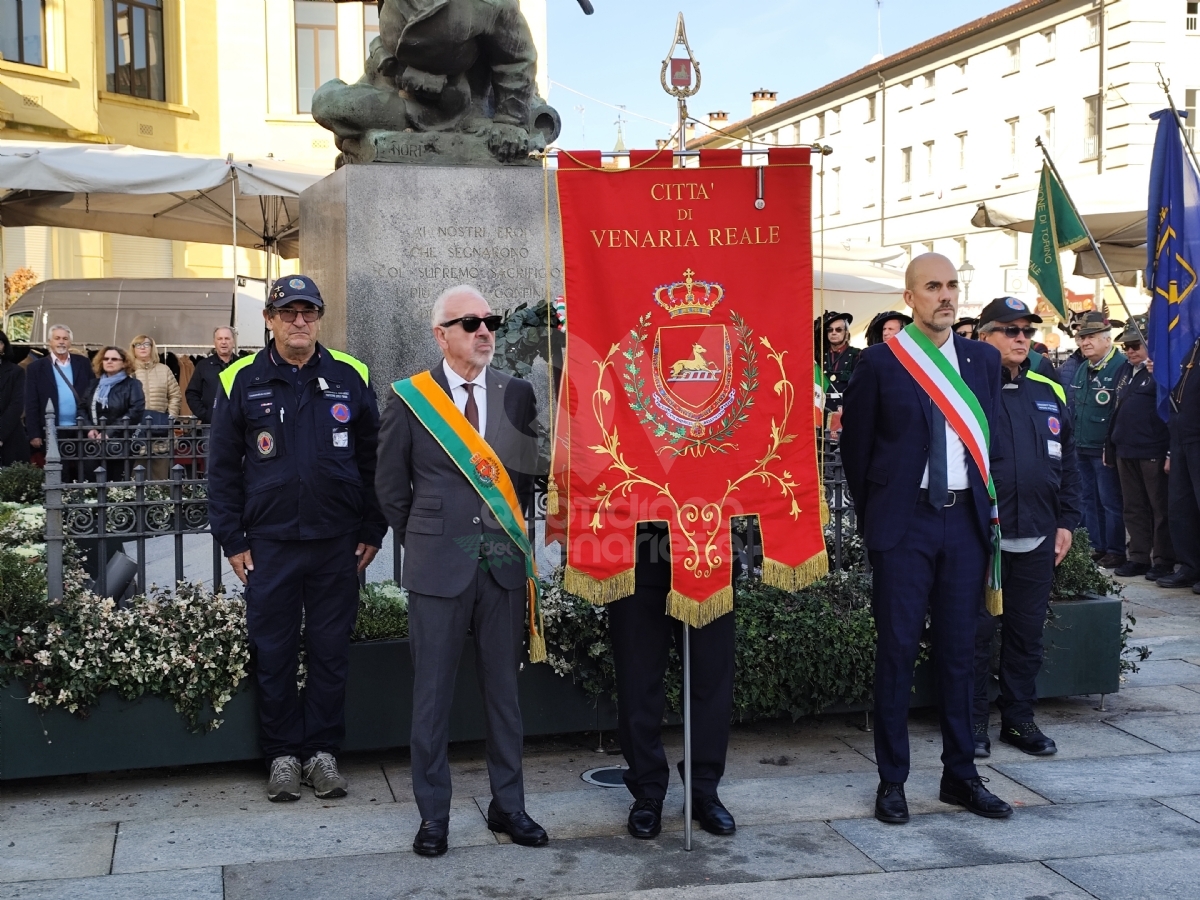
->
xmin=554 ymin=147 xmax=827 ymax=626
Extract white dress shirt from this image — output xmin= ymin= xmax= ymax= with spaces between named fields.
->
xmin=920 ymin=335 xmax=971 ymax=491
xmin=442 ymin=359 xmax=488 ymax=434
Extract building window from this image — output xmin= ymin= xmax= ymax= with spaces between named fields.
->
xmin=1086 ymin=12 xmax=1100 ymax=46
xmin=815 ymin=112 xmax=825 ymax=139
xmin=864 ymin=156 xmax=877 ymax=206
xmin=954 ymin=59 xmax=968 ymax=91
xmin=901 ymin=146 xmax=912 ymax=184
xmin=899 ymin=79 xmax=913 ymax=110
xmin=1041 ymin=107 xmax=1055 ymax=149
xmin=1185 ymin=89 xmax=1197 ymax=148
xmin=104 ymin=0 xmax=166 ymax=101
xmin=0 ymin=0 xmax=45 ymax=67
xmin=1007 ymin=118 xmax=1019 ymax=172
xmin=922 ymin=71 xmax=935 ymax=100
xmin=956 ymin=131 xmax=967 ymax=169
xmin=1005 ymin=41 xmax=1020 ymax=74
xmin=792 ymin=122 xmax=802 ymax=144
xmin=364 ymin=2 xmax=379 ymax=55
xmin=923 ymin=140 xmax=935 ymax=180
xmin=1041 ymin=28 xmax=1056 ymax=62
xmin=1083 ymin=95 xmax=1099 ymax=158
xmin=866 ymin=93 xmax=876 ymax=122
xmin=296 ymin=0 xmax=337 ymax=114
xmin=1188 ymin=1 xmax=1198 ymax=32
xmin=831 ymin=166 xmax=841 ymax=214
xmin=829 ymin=107 xmax=840 ymax=134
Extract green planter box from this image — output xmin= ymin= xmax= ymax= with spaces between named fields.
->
xmin=0 ymin=639 xmax=616 ymax=781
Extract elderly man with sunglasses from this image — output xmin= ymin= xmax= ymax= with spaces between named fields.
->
xmin=376 ymin=285 xmax=546 ymax=857
xmin=209 ymin=275 xmax=386 ymax=803
xmin=972 ymin=297 xmax=1081 ymax=758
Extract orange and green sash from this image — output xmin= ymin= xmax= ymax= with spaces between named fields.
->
xmin=392 ymin=371 xmax=545 ymax=662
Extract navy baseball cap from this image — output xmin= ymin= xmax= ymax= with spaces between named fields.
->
xmin=268 ymin=275 xmax=324 ymax=309
xmin=979 ymin=296 xmax=1042 ymax=327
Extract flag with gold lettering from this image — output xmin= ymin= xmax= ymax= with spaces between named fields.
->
xmin=554 ymin=147 xmax=827 ymax=626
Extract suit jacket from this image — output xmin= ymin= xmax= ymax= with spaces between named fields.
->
xmin=376 ymin=364 xmax=539 ymax=597
xmin=840 ymin=332 xmax=1001 ymax=552
xmin=23 ymin=353 xmax=96 ymax=443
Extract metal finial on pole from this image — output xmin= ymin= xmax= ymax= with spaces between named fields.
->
xmin=1156 ymin=63 xmax=1200 ymax=178
xmin=1033 ymin=136 xmax=1144 ymax=343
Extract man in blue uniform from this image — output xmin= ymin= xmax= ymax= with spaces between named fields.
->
xmin=972 ymin=298 xmax=1081 ymax=758
xmin=209 ymin=275 xmax=386 ymax=802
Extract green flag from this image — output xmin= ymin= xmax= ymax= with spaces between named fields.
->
xmin=1028 ymin=165 xmax=1090 ymax=319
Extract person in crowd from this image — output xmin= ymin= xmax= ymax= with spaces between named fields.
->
xmin=973 ymin=298 xmax=1080 ymax=759
xmin=865 ymin=310 xmax=912 ymax=346
xmin=1056 ymin=315 xmax=1087 ymax=392
xmin=818 ymin=311 xmax=858 ymax=412
xmin=82 ymin=347 xmax=146 ymax=481
xmin=209 ymin=275 xmax=385 ymax=803
xmin=1163 ymin=335 xmax=1200 ymax=590
xmin=0 ymin=331 xmax=29 ymax=466
xmin=375 ymin=284 xmax=548 ymax=857
xmin=130 ymin=334 xmax=182 ymax=480
xmin=1069 ymin=313 xmax=1127 ymax=568
xmin=186 ymin=326 xmax=240 ymax=424
xmin=953 ymin=317 xmax=979 ymax=340
xmin=1106 ymin=319 xmax=1174 ymax=580
xmin=24 ymin=324 xmax=94 ymax=477
xmin=842 ymin=253 xmax=1012 ymax=824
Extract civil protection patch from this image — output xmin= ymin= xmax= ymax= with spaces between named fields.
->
xmin=330 ymin=403 xmax=351 ymax=423
xmin=1006 ymin=297 xmax=1026 ymax=311
xmin=1047 ymin=416 xmax=1061 ymax=435
xmin=257 ymin=431 xmax=275 ymax=456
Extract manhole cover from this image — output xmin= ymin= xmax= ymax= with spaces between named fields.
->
xmin=581 ymin=765 xmax=628 ymax=788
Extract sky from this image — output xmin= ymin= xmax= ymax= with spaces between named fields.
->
xmin=545 ymin=0 xmax=1009 ymax=151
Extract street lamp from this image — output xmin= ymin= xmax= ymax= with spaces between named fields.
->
xmin=958 ymin=260 xmax=975 ymax=308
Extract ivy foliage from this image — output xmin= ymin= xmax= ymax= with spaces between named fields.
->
xmin=354 ymin=580 xmax=410 ymax=642
xmin=490 ymin=299 xmax=562 ymax=381
xmin=1052 ymin=527 xmax=1117 ymax=600
xmin=0 ymin=463 xmax=45 ymax=504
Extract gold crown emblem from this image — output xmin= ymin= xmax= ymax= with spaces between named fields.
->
xmin=654 ymin=269 xmax=724 ymax=318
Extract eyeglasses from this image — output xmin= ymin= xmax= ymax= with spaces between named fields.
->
xmin=273 ymin=307 xmax=321 ymax=323
xmin=988 ymin=325 xmax=1038 ymax=339
xmin=440 ymin=315 xmax=503 ymax=333
xmin=102 ymin=355 xmax=123 ymax=362
xmin=133 ymin=340 xmax=151 ymax=349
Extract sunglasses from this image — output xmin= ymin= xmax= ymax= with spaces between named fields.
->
xmin=1123 ymin=342 xmax=1143 ymax=351
xmin=273 ymin=307 xmax=321 ymax=323
xmin=102 ymin=355 xmax=123 ymax=362
xmin=440 ymin=315 xmax=503 ymax=333
xmin=990 ymin=325 xmax=1038 ymax=339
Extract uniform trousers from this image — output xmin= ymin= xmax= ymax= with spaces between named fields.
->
xmin=608 ymin=585 xmax=736 ymax=801
xmin=1167 ymin=435 xmax=1200 ymax=576
xmin=973 ymin=540 xmax=1055 ymax=726
xmin=1077 ymin=452 xmax=1125 ymax=555
xmin=868 ymin=497 xmax=985 ymax=784
xmin=245 ymin=533 xmax=360 ymax=761
xmin=1117 ymin=456 xmax=1174 ymax=567
xmin=408 ymin=568 xmax=526 ymax=822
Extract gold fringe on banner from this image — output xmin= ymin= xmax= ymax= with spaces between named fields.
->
xmin=762 ymin=551 xmax=829 ymax=593
xmin=819 ymin=496 xmax=831 ymax=527
xmin=564 ymin=566 xmax=636 ymax=605
xmin=546 ymin=477 xmax=560 ymax=516
xmin=986 ymin=588 xmax=1003 ymax=617
xmin=666 ymin=585 xmax=734 ymax=628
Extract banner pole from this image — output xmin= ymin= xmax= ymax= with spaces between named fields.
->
xmin=678 ymin=86 xmax=694 ymax=854
xmin=1156 ymin=63 xmax=1200 ymax=179
xmin=1033 ymin=136 xmax=1144 ymax=343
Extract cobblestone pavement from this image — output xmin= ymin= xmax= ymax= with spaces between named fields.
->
xmin=2 ymin=577 xmax=1197 ymax=899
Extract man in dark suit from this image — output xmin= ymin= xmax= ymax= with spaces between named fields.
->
xmin=841 ymin=253 xmax=1012 ymax=824
xmin=376 ymin=284 xmax=547 ymax=857
xmin=24 ymin=324 xmax=95 ymax=477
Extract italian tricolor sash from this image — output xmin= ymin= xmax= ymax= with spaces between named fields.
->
xmin=888 ymin=325 xmax=1003 ymax=614
xmin=392 ymin=371 xmax=546 ymax=662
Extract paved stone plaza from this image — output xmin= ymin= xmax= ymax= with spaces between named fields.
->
xmin=2 ymin=577 xmax=1198 ymax=899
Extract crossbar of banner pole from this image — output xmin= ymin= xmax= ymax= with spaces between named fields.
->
xmin=539 ymin=145 xmax=832 ymax=159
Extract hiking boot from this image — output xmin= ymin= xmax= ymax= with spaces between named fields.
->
xmin=1114 ymin=560 xmax=1150 ymax=577
xmin=973 ymin=720 xmax=991 ymax=758
xmin=302 ymin=751 xmax=349 ymax=799
xmin=999 ymin=721 xmax=1057 ymax=756
xmin=1146 ymin=564 xmax=1174 ymax=581
xmin=267 ymin=755 xmax=302 ymax=802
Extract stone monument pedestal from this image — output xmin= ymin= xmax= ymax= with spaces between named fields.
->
xmin=300 ymin=163 xmax=562 ymax=391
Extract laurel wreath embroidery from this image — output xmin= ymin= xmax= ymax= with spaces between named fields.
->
xmin=621 ymin=312 xmax=758 ymax=458
xmin=588 ymin=328 xmax=802 ymax=580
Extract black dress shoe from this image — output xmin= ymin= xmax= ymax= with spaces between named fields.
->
xmin=1146 ymin=565 xmax=1174 ymax=581
xmin=1000 ymin=721 xmax=1058 ymax=755
xmin=1097 ymin=553 xmax=1126 ymax=569
xmin=627 ymin=798 xmax=663 ymax=839
xmin=486 ymin=802 xmax=549 ymax=847
xmin=939 ymin=774 xmax=1013 ymax=818
xmin=413 ymin=818 xmax=449 ymax=856
xmin=1158 ymin=568 xmax=1199 ymax=588
xmin=973 ymin=721 xmax=991 ymax=759
xmin=1114 ymin=560 xmax=1150 ymax=577
xmin=691 ymin=794 xmax=736 ymax=835
xmin=875 ymin=781 xmax=909 ymax=824
xmin=1090 ymin=548 xmax=1105 ymax=561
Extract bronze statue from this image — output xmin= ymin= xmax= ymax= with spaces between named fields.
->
xmin=314 ymin=0 xmax=591 ymax=166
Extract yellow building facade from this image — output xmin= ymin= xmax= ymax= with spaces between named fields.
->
xmin=1 ymin=0 xmax=548 ymax=294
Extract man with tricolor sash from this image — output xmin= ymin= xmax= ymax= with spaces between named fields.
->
xmin=842 ymin=253 xmax=1013 ymax=824
xmin=376 ymin=284 xmax=548 ymax=857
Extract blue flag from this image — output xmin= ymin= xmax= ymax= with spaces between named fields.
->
xmin=1147 ymin=109 xmax=1200 ymax=420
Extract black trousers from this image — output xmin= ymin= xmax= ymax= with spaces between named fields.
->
xmin=973 ymin=540 xmax=1055 ymax=726
xmin=245 ymin=533 xmax=360 ymax=761
xmin=608 ymin=584 xmax=736 ymax=801
xmin=1117 ymin=456 xmax=1174 ymax=566
xmin=1168 ymin=435 xmax=1200 ymax=575
xmin=868 ymin=497 xmax=985 ymax=784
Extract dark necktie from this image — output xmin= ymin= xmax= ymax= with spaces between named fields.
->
xmin=463 ymin=382 xmax=480 ymax=432
xmin=928 ymin=402 xmax=948 ymax=509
